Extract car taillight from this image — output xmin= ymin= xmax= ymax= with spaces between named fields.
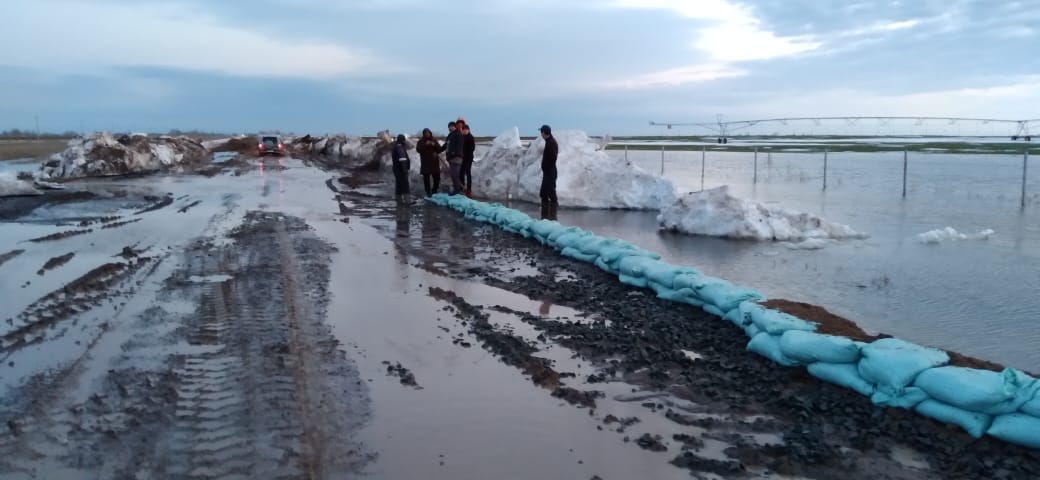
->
xmin=258 ymin=143 xmax=264 ymax=149
xmin=277 ymin=143 xmax=283 ymax=149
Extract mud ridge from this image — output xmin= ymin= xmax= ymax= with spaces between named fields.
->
xmin=27 ymin=228 xmax=93 ymax=243
xmin=0 ymin=249 xmax=25 ymax=269
xmin=36 ymin=252 xmax=75 ymax=275
xmin=134 ymin=194 xmax=174 ymax=215
xmin=177 ymin=200 xmax=202 ymax=213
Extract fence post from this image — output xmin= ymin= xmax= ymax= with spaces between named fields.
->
xmin=1023 ymin=149 xmax=1029 ymax=209
xmin=624 ymin=144 xmax=629 ymax=162
xmin=823 ymin=149 xmax=828 ymax=191
xmin=902 ymin=148 xmax=908 ymax=198
xmin=753 ymin=147 xmax=758 ymax=184
xmin=657 ymin=146 xmax=665 ymax=177
xmin=701 ymin=146 xmax=706 ymax=190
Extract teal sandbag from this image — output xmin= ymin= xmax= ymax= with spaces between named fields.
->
xmin=594 ymin=257 xmax=618 ymax=274
xmin=1021 ymin=388 xmax=1040 ymax=417
xmin=703 ymin=304 xmax=725 ymax=318
xmin=428 ymin=193 xmax=451 ymax=205
xmin=528 ymin=220 xmax=562 ymax=244
xmin=554 ymin=230 xmax=592 ymax=251
xmin=747 ymin=333 xmax=802 ymax=367
xmin=617 ymin=255 xmax=659 ymax=279
xmin=655 ymin=287 xmax=704 ymax=307
xmin=723 ymin=307 xmax=741 ymax=326
xmin=574 ymin=235 xmax=613 ymax=258
xmin=561 ymin=246 xmax=599 ymax=264
xmin=598 ymin=245 xmax=659 ymax=270
xmin=871 ymin=386 xmax=931 ymax=410
xmin=546 ymin=226 xmax=584 ymax=248
xmin=915 ymin=399 xmax=992 ymax=438
xmin=698 ymin=281 xmax=765 ymax=313
xmin=808 ymin=362 xmax=876 ymax=396
xmin=619 ymin=273 xmax=648 ymax=288
xmin=858 ymin=338 xmax=950 ymax=392
xmin=743 ymin=322 xmax=761 ymax=338
xmin=986 ymin=413 xmax=1040 ymax=449
xmin=674 ymin=272 xmax=711 ymax=290
xmin=779 ymin=330 xmax=861 ymax=364
xmin=643 ymin=262 xmax=700 ymax=291
xmin=913 ymin=367 xmax=1038 ymax=415
xmin=750 ymin=307 xmax=817 ymax=335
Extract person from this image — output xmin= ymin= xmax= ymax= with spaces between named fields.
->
xmin=539 ymin=124 xmax=558 ymax=220
xmin=391 ymin=134 xmax=412 ymax=204
xmin=416 ymin=128 xmax=441 ymax=196
xmin=461 ymin=123 xmax=476 ymax=197
xmin=444 ymin=120 xmax=465 ymax=195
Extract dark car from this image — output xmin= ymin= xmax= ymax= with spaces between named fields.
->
xmin=257 ymin=134 xmax=286 ymax=156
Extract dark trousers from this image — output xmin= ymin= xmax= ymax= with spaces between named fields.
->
xmin=540 ymin=168 xmax=558 ymax=220
xmin=449 ymin=160 xmax=463 ymax=194
xmin=460 ymin=159 xmax=473 ymax=191
xmin=422 ymin=172 xmax=440 ymax=196
xmin=392 ymin=161 xmax=410 ymax=195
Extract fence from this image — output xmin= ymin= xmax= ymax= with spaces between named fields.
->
xmin=620 ymin=144 xmax=1036 ymax=209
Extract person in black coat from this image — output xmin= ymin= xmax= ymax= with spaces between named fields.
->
xmin=538 ymin=124 xmax=558 ymax=220
xmin=391 ymin=134 xmax=412 ymax=204
xmin=416 ymin=128 xmax=441 ymax=196
xmin=461 ymin=123 xmax=476 ymax=197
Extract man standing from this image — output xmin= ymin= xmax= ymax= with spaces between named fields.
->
xmin=538 ymin=124 xmax=558 ymax=220
xmin=461 ymin=123 xmax=476 ymax=197
xmin=444 ymin=120 xmax=465 ymax=195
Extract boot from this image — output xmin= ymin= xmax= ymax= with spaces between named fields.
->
xmin=548 ymin=203 xmax=558 ymax=221
xmin=540 ymin=202 xmax=549 ymax=220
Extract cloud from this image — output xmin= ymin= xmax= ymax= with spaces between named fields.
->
xmin=3 ymin=1 xmax=396 ymax=79
xmin=603 ymin=64 xmax=747 ymax=89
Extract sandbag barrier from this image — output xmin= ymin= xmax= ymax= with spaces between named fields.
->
xmin=426 ymin=193 xmax=1040 ymax=449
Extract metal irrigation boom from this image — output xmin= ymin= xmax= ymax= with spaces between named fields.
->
xmin=649 ymin=116 xmax=1037 ymax=141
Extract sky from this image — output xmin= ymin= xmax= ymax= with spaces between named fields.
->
xmin=2 ymin=0 xmax=1039 ymax=136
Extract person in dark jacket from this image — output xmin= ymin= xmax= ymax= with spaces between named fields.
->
xmin=444 ymin=120 xmax=465 ymax=194
xmin=391 ymin=134 xmax=412 ymax=204
xmin=539 ymin=124 xmax=559 ymax=220
xmin=416 ymin=128 xmax=442 ymax=196
xmin=461 ymin=123 xmax=475 ymax=197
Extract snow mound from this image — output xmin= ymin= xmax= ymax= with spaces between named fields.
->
xmin=657 ymin=186 xmax=868 ymax=242
xmin=0 ymin=173 xmax=42 ymax=197
xmin=472 ymin=128 xmax=676 ymax=209
xmin=38 ymin=132 xmax=208 ymax=179
xmin=288 ymin=132 xmax=393 ymax=169
xmin=916 ymin=227 xmax=994 ymax=244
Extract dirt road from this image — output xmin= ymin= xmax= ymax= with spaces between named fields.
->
xmin=0 ymin=157 xmax=1038 ymax=479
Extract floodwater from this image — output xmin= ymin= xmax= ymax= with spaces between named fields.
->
xmin=548 ymin=145 xmax=1040 ymax=371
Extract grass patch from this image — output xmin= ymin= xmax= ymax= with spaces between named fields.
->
xmin=0 ymin=139 xmax=70 ymax=161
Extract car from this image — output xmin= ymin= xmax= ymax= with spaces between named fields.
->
xmin=257 ymin=134 xmax=286 ymax=156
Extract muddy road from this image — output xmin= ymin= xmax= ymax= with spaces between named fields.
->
xmin=0 ymin=157 xmax=1038 ymax=479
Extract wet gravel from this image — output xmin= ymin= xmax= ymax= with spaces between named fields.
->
xmin=341 ymin=189 xmax=1040 ymax=480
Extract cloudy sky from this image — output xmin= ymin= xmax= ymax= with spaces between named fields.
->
xmin=2 ymin=0 xmax=1038 ymax=136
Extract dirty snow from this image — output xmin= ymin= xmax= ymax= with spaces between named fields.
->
xmin=472 ymin=128 xmax=676 ymax=209
xmin=38 ymin=132 xmax=208 ymax=179
xmin=657 ymin=186 xmax=868 ymax=242
xmin=0 ymin=173 xmax=42 ymax=197
xmin=916 ymin=227 xmax=995 ymax=244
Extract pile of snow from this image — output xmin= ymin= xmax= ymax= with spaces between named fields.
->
xmin=657 ymin=186 xmax=868 ymax=242
xmin=471 ymin=128 xmax=676 ymax=209
xmin=38 ymin=132 xmax=208 ymax=179
xmin=287 ymin=132 xmax=393 ymax=168
xmin=916 ymin=227 xmax=995 ymax=244
xmin=0 ymin=173 xmax=42 ymax=197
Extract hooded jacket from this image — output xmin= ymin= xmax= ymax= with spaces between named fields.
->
xmin=416 ymin=129 xmax=442 ymax=175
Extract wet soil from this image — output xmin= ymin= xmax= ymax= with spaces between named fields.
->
xmin=340 ymin=188 xmax=1040 ymax=480
xmin=36 ymin=252 xmax=74 ymax=275
xmin=0 ymin=250 xmax=24 ymax=269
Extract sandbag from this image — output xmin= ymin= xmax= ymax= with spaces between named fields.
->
xmin=594 ymin=257 xmax=618 ymax=274
xmin=597 ymin=245 xmax=658 ymax=268
xmin=703 ymin=304 xmax=725 ymax=318
xmin=915 ymin=400 xmax=992 ymax=438
xmin=871 ymin=386 xmax=931 ymax=410
xmin=698 ymin=282 xmax=765 ymax=314
xmin=747 ymin=333 xmax=802 ymax=367
xmin=528 ymin=220 xmax=562 ymax=244
xmin=743 ymin=322 xmax=761 ymax=338
xmin=986 ymin=413 xmax=1040 ymax=449
xmin=779 ymin=330 xmax=861 ymax=364
xmin=655 ymin=287 xmax=704 ymax=307
xmin=673 ymin=272 xmax=710 ymax=290
xmin=808 ymin=362 xmax=875 ymax=396
xmin=858 ymin=338 xmax=949 ymax=392
xmin=749 ymin=307 xmax=817 ymax=335
xmin=561 ymin=246 xmax=599 ymax=264
xmin=546 ymin=226 xmax=584 ymax=248
xmin=617 ymin=256 xmax=659 ymax=279
xmin=576 ymin=235 xmax=617 ymax=256
xmin=643 ymin=262 xmax=699 ymax=291
xmin=554 ymin=230 xmax=591 ymax=251
xmin=914 ymin=367 xmax=1038 ymax=415
xmin=1021 ymin=389 xmax=1040 ymax=417
xmin=619 ymin=273 xmax=648 ymax=288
